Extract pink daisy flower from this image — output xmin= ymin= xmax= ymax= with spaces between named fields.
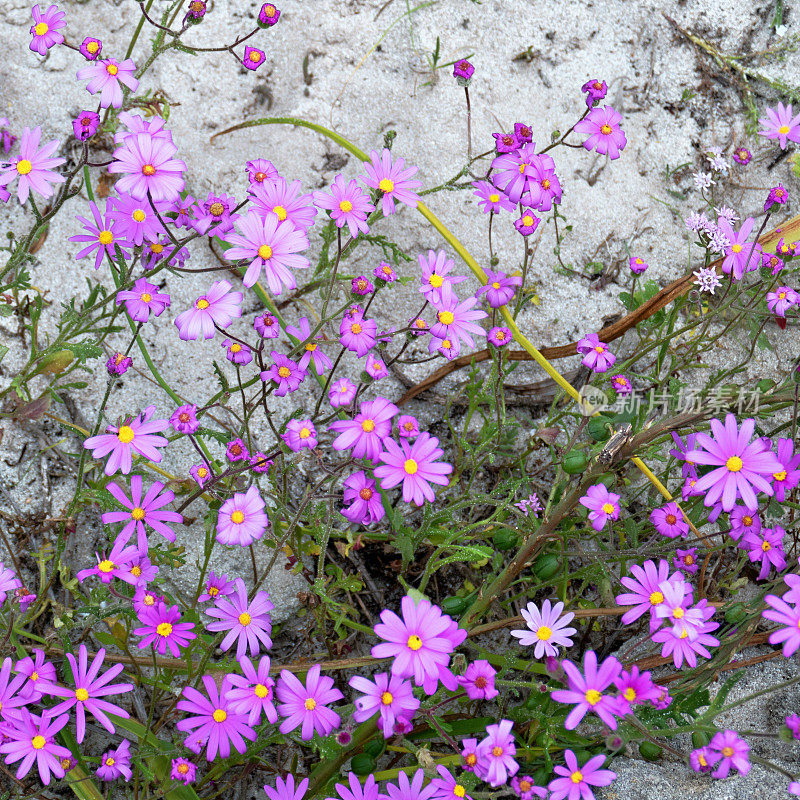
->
xmin=276 ymin=664 xmax=343 ymax=740
xmin=458 ymin=659 xmax=499 ymax=700
xmin=226 ymin=209 xmax=310 ymax=291
xmin=329 ymin=377 xmax=358 ymax=408
xmin=107 ymin=191 xmax=167 ymax=245
xmin=170 ymin=404 xmax=199 ymax=434
xmin=522 ymin=159 xmax=562 ymax=211
xmin=547 ymin=750 xmax=616 ymax=800
xmin=339 ymin=307 xmax=378 ymax=357
xmin=573 ymin=106 xmax=627 ymax=159
xmin=685 ymin=413 xmax=783 ymax=511
xmin=419 ymin=249 xmax=467 ymax=306
xmin=514 ymin=210 xmax=540 ymax=236
xmin=615 ymin=559 xmax=687 ymax=630
xmin=77 ymin=58 xmax=139 ymax=109
xmin=551 ymin=650 xmax=623 ymax=730
xmin=613 ymin=665 xmax=662 ymax=707
xmin=176 ymin=674 xmax=256 ymax=761
xmin=510 ymin=600 xmax=576 ymax=658
xmin=285 ymin=316 xmax=333 ymax=373
xmin=629 ymin=256 xmax=648 ymax=274
xmin=767 ymin=285 xmax=800 ymax=318
xmin=134 ymin=602 xmax=196 ymax=657
xmin=254 ymin=310 xmax=282 ymax=338
xmin=246 ymin=158 xmax=279 ymax=185
xmin=582 ymin=78 xmax=608 ymax=106
xmin=431 ymin=766 xmax=473 ymax=800
xmin=374 ymin=432 xmax=453 ymax=505
xmin=650 ymin=501 xmax=688 ymax=539
xmin=397 ymin=415 xmax=419 ymax=439
xmin=708 ymin=730 xmax=750 ymax=779
xmin=579 ymin=483 xmax=620 ymax=530
xmin=0 ymin=126 xmax=65 ymax=204
xmin=674 ymin=547 xmax=699 ymax=575
xmin=576 ymin=333 xmax=616 ymax=372
xmin=0 ymin=709 xmax=71 ymax=785
xmin=476 ymin=719 xmax=518 ymax=787
xmin=491 ymin=143 xmax=540 ymax=203
xmin=375 ymin=261 xmax=398 ymax=282
xmin=198 ymin=571 xmax=234 ymax=603
xmin=226 ymin=655 xmax=278 ymax=727
xmin=262 ymin=352 xmax=305 ymax=396
xmin=471 ymin=180 xmax=516 ymax=214
xmin=109 ymin=133 xmax=186 ymax=202
xmin=222 ymin=338 xmax=252 ymax=365
xmin=314 ymin=175 xmax=374 ymax=237
xmin=170 ymin=757 xmax=197 ymax=784
xmin=742 ymin=525 xmax=786 ymax=580
xmin=265 ymin=776 xmax=309 ymax=800
xmin=205 ymin=577 xmax=274 ymax=659
xmin=216 ymin=485 xmax=269 ymax=546
xmin=476 ymin=268 xmax=522 ymax=308
xmin=83 ymin=405 xmax=169 ymax=476
xmin=14 ymin=648 xmax=56 ymax=702
xmin=283 ymin=418 xmax=318 ymax=451
xmin=70 ymin=201 xmax=133 ymax=270
xmin=80 ymin=36 xmax=102 ymax=60
xmin=329 ymin=396 xmax=398 ymax=462
xmin=488 ymin=326 xmax=512 ymax=347
xmin=191 ymin=192 xmax=239 ymax=238
xmin=29 ymin=5 xmax=66 ymax=54
xmin=39 ymin=645 xmax=133 ymax=743
xmin=771 ymin=437 xmax=800 ymax=501
xmin=763 ymin=588 xmax=800 ymax=656
xmin=430 ymin=295 xmax=487 ymax=350
xmin=174 ymin=280 xmax=243 ymax=340
xmin=717 ymin=217 xmax=761 ymax=280
xmin=102 ymin=475 xmax=181 ymax=549
xmin=115 ymin=277 xmax=170 ymax=322
xmin=758 ymin=102 xmax=800 ymax=149
xmin=365 ymin=352 xmax=388 ymax=380
xmin=361 ymin=148 xmax=422 ymax=216
xmin=511 ymin=776 xmax=547 ymax=800
xmin=651 ymin=608 xmax=719 ymax=669
xmin=341 ymin=471 xmax=385 ymax=525
xmin=350 ymin=672 xmax=420 ymax=737
xmin=250 ymin=177 xmax=317 ymax=233
xmin=76 ymin=531 xmax=142 ymax=586
xmin=243 ymin=46 xmax=266 ymax=70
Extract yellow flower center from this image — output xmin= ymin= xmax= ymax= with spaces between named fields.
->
xmin=673 ymin=607 xmax=684 ymax=619
xmin=75 ymin=688 xmax=90 ymax=702
xmin=489 ymin=193 xmax=500 ymax=203
xmin=299 ymin=427 xmax=311 ymax=438
xmin=231 ymin=510 xmax=245 ymax=524
xmin=144 ymin=595 xmax=155 ymax=605
xmin=107 ymin=63 xmax=119 ymax=76
xmin=762 ymin=540 xmax=772 ymax=552
xmin=362 ymin=419 xmax=375 ymax=432
xmin=774 ymin=470 xmax=787 ymax=481
xmin=585 ymin=689 xmax=602 ymax=705
xmin=536 ymin=625 xmax=552 ymax=640
xmin=30 ymin=672 xmax=39 ymax=681
xmin=359 ymin=487 xmax=374 ymax=501
xmin=258 ymin=244 xmax=273 ymax=260
xmin=304 ymin=697 xmax=317 ymax=710
xmin=249 ymin=50 xmax=263 ymax=63
xmin=442 ymin=339 xmax=452 ymax=349
xmin=212 ymin=709 xmax=227 ymax=723
xmin=150 ymin=243 xmax=164 ymax=254
xmin=94 ymin=229 xmax=114 ymax=246
xmin=238 ymin=612 xmax=252 ymax=626
xmin=87 ymin=41 xmax=99 ymax=54
xmin=519 ymin=781 xmax=531 ymax=792
xmin=453 ymin=786 xmax=466 ymax=798
xmin=522 ymin=215 xmax=534 ymax=227
xmin=31 ymin=734 xmax=46 ymax=749
xmin=178 ymin=763 xmax=189 ymax=774
xmin=429 ymin=274 xmax=444 ymax=288
xmin=208 ymin=202 xmax=225 ymax=216
xmin=117 ymin=425 xmax=135 ymax=444
xmin=34 ymin=22 xmax=49 ymax=36
xmin=542 ymin=178 xmax=551 ymax=189
xmin=570 ymin=771 xmax=583 ymax=784
xmin=743 ymin=516 xmax=753 ymax=526
xmin=779 ymin=125 xmax=790 ymax=134
xmin=650 ymin=591 xmax=664 ymax=605
xmin=131 ymin=565 xmax=142 ymax=577
xmin=404 ymin=459 xmax=418 ymax=475
xmin=492 ymin=746 xmax=503 ymax=756
xmin=731 ymin=244 xmax=743 ymax=253
xmin=780 ymin=292 xmax=787 ymax=300
xmin=305 ymin=342 xmax=317 ymax=351
xmin=105 ymin=757 xmax=115 ymax=766
xmin=685 ymin=555 xmax=694 ymax=565
xmin=140 ymin=292 xmax=152 ymax=304
xmin=351 ymin=322 xmax=363 ymax=334
xmin=518 ymin=163 xmax=528 ymax=174
xmin=197 ymin=468 xmax=208 ymax=478
xmin=466 ymin=754 xmax=477 ymax=766
xmin=339 ymin=200 xmax=353 ymax=212
xmin=624 ymin=687 xmax=636 ymax=701
xmin=230 ymin=343 xmax=241 ymax=353
xmin=98 ymin=560 xmax=115 ymax=573
xmin=722 ymin=746 xmax=734 ymax=757
xmin=698 ymin=754 xmax=707 ymax=767
xmin=665 ymin=514 xmax=677 ymax=525
xmin=379 ymin=178 xmax=395 ymax=193
xmin=491 ymin=281 xmax=501 ymax=289
xmin=272 ymin=205 xmax=287 ymax=220
xmin=264 ymin=3 xmax=276 ymax=13
xmin=602 ymin=502 xmax=615 ymax=514
xmin=726 ymin=456 xmax=743 ymax=472
xmin=132 ymin=209 xmax=146 ymax=222
xmin=381 ymin=691 xmax=394 ymax=705
xmin=601 ymin=124 xmax=613 ymax=135
xmin=142 ymin=163 xmax=156 ymax=176
xmin=407 ymin=634 xmax=423 ymax=650
xmin=156 ymin=622 xmax=173 ymax=637
xmin=255 ymin=683 xmax=270 ymax=698
xmin=16 ymin=159 xmax=32 ymax=175
xmin=131 ymin=505 xmax=145 ymax=522
xmin=438 ymin=311 xmax=455 ymax=325
xmin=277 ymin=366 xmax=291 ymax=378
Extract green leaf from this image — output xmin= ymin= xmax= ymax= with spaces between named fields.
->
xmin=69 ymin=339 xmax=103 ymax=363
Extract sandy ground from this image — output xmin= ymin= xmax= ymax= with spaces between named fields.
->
xmin=2 ymin=0 xmax=800 ymax=795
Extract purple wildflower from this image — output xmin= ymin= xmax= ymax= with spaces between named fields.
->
xmin=551 ymin=650 xmax=623 ymax=730
xmin=276 ymin=664 xmax=343 ymax=740
xmin=573 ymin=106 xmax=627 ymax=159
xmin=477 ymin=268 xmax=522 ymax=308
xmin=314 ymin=175 xmax=374 ymax=238
xmin=350 ymin=672 xmax=420 ymax=737
xmin=102 ymin=475 xmax=181 ymax=548
xmin=216 ymin=485 xmax=269 ymax=547
xmin=174 ymin=280 xmax=243 ymax=340
xmin=0 ymin=126 xmax=65 ymax=204
xmin=206 ymin=578 xmax=274 ymax=659
xmin=226 ymin=655 xmax=278 ymax=727
xmin=548 ymin=750 xmax=616 ymax=800
xmin=262 ymin=352 xmax=306 ymax=396
xmin=511 ymin=600 xmax=576 ymax=658
xmin=362 ymin=148 xmax=422 ymax=216
xmin=109 ymin=133 xmax=186 ymax=201
xmin=374 ymin=433 xmax=453 ymax=505
xmin=77 ymin=59 xmax=139 ymax=108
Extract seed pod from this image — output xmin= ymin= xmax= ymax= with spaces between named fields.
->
xmin=562 ymin=450 xmax=589 ymax=474
xmin=533 ymin=553 xmax=560 ymax=581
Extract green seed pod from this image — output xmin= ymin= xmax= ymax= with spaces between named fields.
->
xmin=350 ymin=753 xmax=377 ymax=776
xmin=533 ymin=553 xmax=560 ymax=581
xmin=363 ymin=738 xmax=386 ymax=758
xmin=38 ymin=349 xmax=74 ymax=374
xmin=440 ymin=596 xmax=469 ymax=616
xmin=638 ymin=741 xmax=662 ymax=761
xmin=493 ymin=529 xmax=518 ymax=551
xmin=588 ymin=417 xmax=612 ymax=442
xmin=724 ymin=602 xmax=747 ymax=625
xmin=562 ymin=450 xmax=589 ymax=474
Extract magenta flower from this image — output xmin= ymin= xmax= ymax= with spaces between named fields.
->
xmin=134 ymin=602 xmax=196 ymax=657
xmin=579 ymin=483 xmax=620 ymax=531
xmin=190 ymin=463 xmax=212 ymax=487
xmin=80 ymin=36 xmax=102 ymax=60
xmin=576 ymin=333 xmax=616 ymax=372
xmin=176 ymin=674 xmax=256 ymax=761
xmin=40 ymin=645 xmax=133 ymax=743
xmin=283 ymin=418 xmax=318 ymax=451
xmin=386 ymin=769 xmax=438 ymax=800
xmin=430 ymin=295 xmax=487 ymax=350
xmin=472 ymin=180 xmax=516 ymax=214
xmin=286 ymin=316 xmax=333 ymax=373
xmin=685 ymin=414 xmax=783 ymax=511
xmin=0 ymin=126 xmax=65 ymax=204
xmin=690 ymin=746 xmax=719 ymax=773
xmin=582 ymin=78 xmax=608 ymax=106
xmin=254 ymin=310 xmax=282 ymax=338
xmin=488 ymin=326 xmax=512 ymax=347
xmin=522 ymin=160 xmax=562 ymax=211
xmin=573 ymin=106 xmax=627 ymax=159
xmin=371 ymin=596 xmax=464 ymax=687
xmin=458 ymin=659 xmax=499 ymax=700
xmin=29 ymin=4 xmax=66 ymax=54
xmin=250 ymin=177 xmax=317 ymax=233
xmin=170 ymin=757 xmax=197 ymax=784
xmin=262 ymin=352 xmax=306 ymax=396
xmin=613 ymin=665 xmax=661 ymax=707
xmin=276 ymin=664 xmax=343 ymax=740
xmin=73 ymin=110 xmax=101 ymax=141
xmin=547 ymin=750 xmax=616 ymax=800
xmin=510 ymin=600 xmax=576 ymax=658
xmin=226 ymin=210 xmax=310 ymax=291
xmin=243 ymin=45 xmax=266 ymax=70
xmin=477 ymin=269 xmax=522 ymax=308
xmin=511 ymin=776 xmax=547 ymax=800
xmin=763 ymin=589 xmax=800 ymax=656
xmin=717 ymin=217 xmax=761 ymax=280
xmin=170 ymin=404 xmax=199 ymax=435
xmin=365 ymin=352 xmax=388 ymax=380
xmin=206 ymin=578 xmax=274 ymax=659
xmin=216 ymin=485 xmax=269 ymax=547
xmin=758 ymin=102 xmax=800 ymax=149
xmin=708 ymin=730 xmax=750 ymax=779
xmin=453 ymin=58 xmax=474 ymax=84
xmin=431 ymin=766 xmax=473 ymax=800
xmin=77 ymin=58 xmax=139 ymax=108
xmin=314 ymin=175 xmax=374 ymax=237
xmin=651 ymin=608 xmax=719 ymax=668
xmin=329 ymin=377 xmax=358 ymax=408
xmin=352 ymin=275 xmax=374 ymax=295
xmin=174 ymin=280 xmax=243 ymax=340
xmin=767 ymin=285 xmax=800 ymax=318
xmin=491 ymin=144 xmax=540 ymax=203
xmin=246 ymin=158 xmax=279 ymax=186
xmin=742 ymin=525 xmax=786 ymax=580
xmin=772 ymin=437 xmax=800 ymax=501
xmin=362 ymin=148 xmax=422 ymax=216
xmin=258 ymin=2 xmax=281 ymax=25
xmin=674 ymin=547 xmax=699 ymax=575
xmin=650 ymin=501 xmax=688 ymax=539
xmin=551 ymin=650 xmax=623 ymax=730
xmin=615 ymin=559 xmax=687 ymax=629
xmin=0 ymin=709 xmax=71 ymax=785
xmin=84 ymin=405 xmax=169 ymax=476
xmin=341 ymin=471 xmax=385 ymax=525
xmin=107 ymin=191 xmax=167 ymax=245
xmin=397 ymin=415 xmax=419 ymax=439
xmin=198 ymin=570 xmax=234 ymax=603
xmin=0 ymin=657 xmax=27 ymax=722
xmin=96 ymin=739 xmax=132 ymax=782
xmin=629 ymin=256 xmax=648 ymax=274
xmin=109 ymin=133 xmax=186 ymax=202
xmin=493 ymin=131 xmax=522 ymax=153
xmin=70 ymin=201 xmax=133 ymax=270
xmin=330 ymin=396 xmax=398 ymax=462
xmin=765 ymin=184 xmax=789 ymax=212
xmin=15 ymin=648 xmax=56 ymax=702
xmin=76 ymin=531 xmax=142 ymax=586
xmin=514 ymin=211 xmax=540 ymax=236
xmin=227 ymin=655 xmax=278 ymax=727
xmin=223 ymin=338 xmax=253 ymax=365
xmin=611 ymin=374 xmax=632 ymax=395
xmin=190 ymin=192 xmax=239 ymax=238
xmin=350 ymin=672 xmax=420 ymax=737
xmin=476 ymin=719 xmax=518 ymax=787
xmin=226 ymin=438 xmax=249 ymax=462
xmin=374 ymin=432 xmax=453 ymax=505
xmin=339 ymin=308 xmax=378 ymax=356
xmin=419 ymin=249 xmax=467 ymax=306
xmin=102 ymin=475 xmax=181 ymax=548
xmin=116 ymin=277 xmax=170 ymax=322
